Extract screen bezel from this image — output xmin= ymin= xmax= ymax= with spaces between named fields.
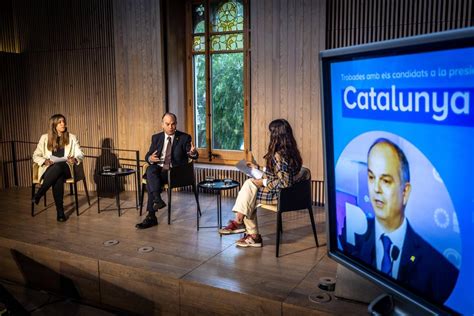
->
xmin=320 ymin=27 xmax=474 ymax=315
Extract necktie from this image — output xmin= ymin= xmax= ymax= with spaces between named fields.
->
xmin=381 ymin=234 xmax=393 ymax=276
xmin=163 ymin=136 xmax=172 ymax=171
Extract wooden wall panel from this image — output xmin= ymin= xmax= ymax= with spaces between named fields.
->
xmin=0 ymin=53 xmax=31 ymax=188
xmin=164 ymin=0 xmax=187 ymax=125
xmin=3 ymin=0 xmax=473 ymax=191
xmin=326 ymin=0 xmax=474 ymax=49
xmin=0 ymin=1 xmax=20 ymax=53
xmin=0 ymin=0 xmax=165 ymax=191
xmin=250 ymin=0 xmax=326 ymax=180
xmin=113 ymin=0 xmax=165 ymax=162
xmin=10 ymin=0 xmax=119 ymax=191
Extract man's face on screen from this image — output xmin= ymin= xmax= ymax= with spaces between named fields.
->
xmin=162 ymin=114 xmax=177 ymax=136
xmin=367 ymin=142 xmax=411 ymax=231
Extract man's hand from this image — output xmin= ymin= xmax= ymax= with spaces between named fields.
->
xmin=251 ymin=178 xmax=264 ymax=187
xmin=149 ymin=150 xmax=161 ymax=163
xmin=44 ymin=159 xmax=53 ymax=166
xmin=188 ymin=142 xmax=197 ymax=156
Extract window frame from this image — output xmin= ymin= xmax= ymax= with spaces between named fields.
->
xmin=185 ymin=0 xmax=250 ymax=165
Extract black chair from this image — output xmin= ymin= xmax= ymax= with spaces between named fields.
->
xmin=258 ymin=167 xmax=319 ymax=257
xmin=139 ymin=162 xmax=202 ymax=224
xmin=32 ymin=162 xmax=91 ymax=217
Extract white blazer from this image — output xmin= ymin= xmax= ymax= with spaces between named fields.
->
xmin=32 ymin=133 xmax=84 ymax=179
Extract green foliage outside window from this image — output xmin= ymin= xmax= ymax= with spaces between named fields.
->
xmin=211 ymin=53 xmax=243 ymax=150
xmin=194 ymin=55 xmax=206 ymax=148
xmin=194 ymin=53 xmax=244 ymax=150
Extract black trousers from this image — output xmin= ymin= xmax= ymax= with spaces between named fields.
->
xmin=145 ymin=164 xmax=168 ymax=214
xmin=37 ymin=162 xmax=71 ymax=212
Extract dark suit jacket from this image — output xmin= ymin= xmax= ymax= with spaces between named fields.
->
xmin=145 ymin=130 xmax=198 ymax=167
xmin=339 ymin=217 xmax=459 ymax=304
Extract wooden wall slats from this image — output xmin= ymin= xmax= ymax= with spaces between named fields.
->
xmin=3 ymin=0 xmax=474 ymax=191
xmin=279 ymin=0 xmax=288 ymax=123
xmin=0 ymin=1 xmax=19 ymax=53
xmin=327 ymin=0 xmax=474 ymax=49
xmin=0 ymin=0 xmax=163 ymax=191
xmin=250 ymin=0 xmax=326 ymax=180
xmin=304 ymin=0 xmax=312 ymax=158
xmin=113 ymin=0 xmax=165 ymax=163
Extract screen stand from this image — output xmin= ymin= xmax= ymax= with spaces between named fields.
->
xmin=334 ymin=265 xmax=436 ymax=315
xmin=334 ymin=264 xmax=384 ymax=304
xmin=368 ymin=293 xmax=436 ymax=316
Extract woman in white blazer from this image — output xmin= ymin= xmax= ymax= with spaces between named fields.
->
xmin=32 ymin=114 xmax=84 ymax=222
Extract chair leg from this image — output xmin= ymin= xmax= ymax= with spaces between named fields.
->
xmin=31 ymin=184 xmax=36 ymax=217
xmin=193 ymin=185 xmax=201 ymax=231
xmin=139 ymin=184 xmax=146 ymax=216
xmin=69 ymin=183 xmax=73 ymax=195
xmin=73 ymin=182 xmax=80 ymax=216
xmin=83 ymin=179 xmax=91 ymax=206
xmin=276 ymin=211 xmax=283 ymax=257
xmin=192 ymin=185 xmax=202 ymax=217
xmin=308 ymin=207 xmax=319 ymax=247
xmin=167 ymin=188 xmax=172 ymax=225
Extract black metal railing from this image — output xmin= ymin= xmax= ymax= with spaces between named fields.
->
xmin=0 ymin=140 xmax=326 ymax=207
xmin=0 ymin=140 xmax=142 ymax=202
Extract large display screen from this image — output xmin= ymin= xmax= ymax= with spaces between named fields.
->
xmin=321 ymin=28 xmax=474 ymax=315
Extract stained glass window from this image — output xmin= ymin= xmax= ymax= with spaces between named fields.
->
xmin=189 ymin=0 xmax=247 ymax=159
xmin=193 ymin=4 xmax=205 ymax=34
xmin=210 ymin=0 xmax=244 ymax=32
xmin=210 ymin=34 xmax=243 ymax=51
xmin=193 ymin=36 xmax=205 ymax=52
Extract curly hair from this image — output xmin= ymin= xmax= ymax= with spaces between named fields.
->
xmin=263 ymin=119 xmax=302 ymax=172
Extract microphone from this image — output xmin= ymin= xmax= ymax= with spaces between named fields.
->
xmin=391 ymin=245 xmax=400 ymax=261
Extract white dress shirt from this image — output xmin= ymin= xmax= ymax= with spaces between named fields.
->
xmin=375 ymin=216 xmax=407 ymax=279
xmin=159 ymin=133 xmax=175 ymax=167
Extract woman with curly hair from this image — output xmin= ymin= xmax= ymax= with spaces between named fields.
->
xmin=219 ymin=118 xmax=302 ymax=247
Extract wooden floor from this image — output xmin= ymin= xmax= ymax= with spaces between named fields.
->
xmin=0 ymin=188 xmax=367 ymax=315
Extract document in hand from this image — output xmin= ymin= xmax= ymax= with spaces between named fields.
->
xmin=236 ymin=159 xmax=264 ymax=179
xmin=50 ymin=156 xmax=67 ymax=163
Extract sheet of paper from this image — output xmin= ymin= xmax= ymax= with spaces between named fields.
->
xmin=50 ymin=156 xmax=67 ymax=163
xmin=236 ymin=159 xmax=263 ymax=179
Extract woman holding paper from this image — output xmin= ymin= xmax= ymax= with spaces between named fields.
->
xmin=219 ymin=118 xmax=302 ymax=247
xmin=32 ymin=114 xmax=84 ymax=222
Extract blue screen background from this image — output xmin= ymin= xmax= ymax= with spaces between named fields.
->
xmin=330 ymin=46 xmax=474 ymax=314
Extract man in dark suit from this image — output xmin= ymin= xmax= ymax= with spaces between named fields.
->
xmin=339 ymin=138 xmax=459 ymax=304
xmin=136 ymin=112 xmax=198 ymax=229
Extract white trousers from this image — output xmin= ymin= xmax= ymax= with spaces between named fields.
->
xmin=232 ymin=179 xmax=259 ymax=234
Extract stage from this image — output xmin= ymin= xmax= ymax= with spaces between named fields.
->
xmin=0 ymin=188 xmax=367 ymax=315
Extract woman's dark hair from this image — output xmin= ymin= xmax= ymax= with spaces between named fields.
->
xmin=47 ymin=114 xmax=69 ymax=151
xmin=263 ymin=119 xmax=302 ymax=172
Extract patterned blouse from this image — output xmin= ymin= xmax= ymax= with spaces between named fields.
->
xmin=256 ymin=153 xmax=300 ymax=205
